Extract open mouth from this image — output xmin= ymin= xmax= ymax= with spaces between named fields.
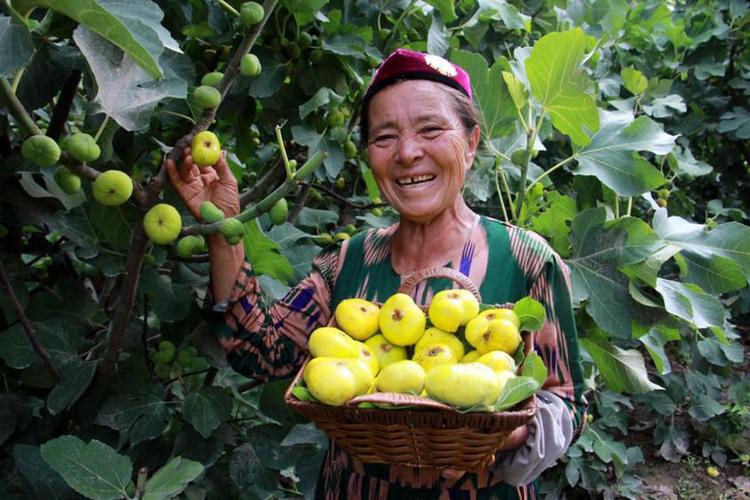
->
xmin=396 ymin=174 xmax=435 ymax=186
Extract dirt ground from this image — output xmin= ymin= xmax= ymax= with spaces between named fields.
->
xmin=636 ymin=458 xmax=750 ymax=500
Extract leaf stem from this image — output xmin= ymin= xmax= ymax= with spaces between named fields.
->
xmin=214 ymin=0 xmax=239 ymax=17
xmin=513 ymin=111 xmax=545 ymax=222
xmin=493 ymin=159 xmax=510 ymax=223
xmin=11 ymin=68 xmax=24 ymax=93
xmin=0 ymin=77 xmax=41 ymax=136
xmin=526 ymin=155 xmax=576 ymax=194
xmin=275 ymin=125 xmax=294 ymax=178
xmin=93 ymin=115 xmax=109 ymax=143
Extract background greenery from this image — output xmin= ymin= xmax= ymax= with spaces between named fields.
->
xmin=0 ymin=0 xmax=748 ymax=498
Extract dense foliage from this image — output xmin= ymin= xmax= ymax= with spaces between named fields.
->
xmin=0 ymin=0 xmax=748 ymax=498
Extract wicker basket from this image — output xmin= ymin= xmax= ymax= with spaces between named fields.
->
xmin=283 ymin=267 xmax=537 ymax=471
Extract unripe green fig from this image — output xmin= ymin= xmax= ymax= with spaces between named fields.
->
xmin=284 ymin=41 xmax=301 ymax=59
xmin=177 ymin=346 xmax=198 ymax=368
xmin=344 ymin=140 xmax=357 ymax=159
xmin=371 ymin=207 xmax=383 ymax=217
xmin=65 ymin=133 xmax=100 ymax=163
xmin=335 ymin=232 xmax=350 ymax=242
xmin=176 ymin=235 xmax=206 ymax=258
xmin=240 ymin=53 xmax=262 ymax=77
xmin=191 ymin=131 xmax=222 ymax=167
xmin=158 ymin=340 xmax=176 ymax=363
xmin=194 ymin=85 xmax=221 ymax=108
xmin=310 ymin=49 xmax=324 ymax=64
xmin=72 ymin=258 xmax=99 ymax=277
xmin=93 ymin=170 xmax=133 ymax=206
xmin=22 ymin=135 xmax=61 ymax=167
xmin=200 ymin=71 xmax=224 ymax=88
xmin=657 ymin=188 xmax=670 ymax=199
xmin=154 ymin=362 xmax=171 ymax=380
xmin=240 ymin=2 xmax=264 ymax=27
xmin=143 ymin=203 xmax=182 ymax=245
xmin=307 ymin=188 xmax=323 ymax=201
xmin=200 ymin=201 xmax=225 ymax=223
xmin=54 ymin=166 xmax=82 ymax=194
xmin=343 ymin=223 xmax=357 ymax=235
xmin=269 ymin=198 xmax=288 ymax=225
xmin=326 ymin=110 xmax=345 ymax=128
xmin=314 ymin=233 xmax=334 ymax=246
xmin=335 ymin=176 xmax=346 ymax=190
xmin=297 ymin=31 xmax=312 ymax=49
xmin=220 ymin=218 xmax=246 ymax=243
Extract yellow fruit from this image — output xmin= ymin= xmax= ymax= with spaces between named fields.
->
xmin=143 ymin=203 xmax=182 ymax=245
xmin=460 ymin=350 xmax=481 ymax=363
xmin=351 ymin=340 xmax=379 ymax=376
xmin=412 ymin=343 xmax=457 ymax=372
xmin=414 ymin=327 xmax=465 ymax=361
xmin=425 ymin=363 xmax=501 ymax=409
xmin=378 ymin=293 xmax=425 ymax=346
xmin=495 ymin=369 xmax=516 ymax=393
xmin=465 ymin=316 xmax=522 ymax=354
xmin=93 ymin=170 xmax=133 ymax=206
xmin=428 ymin=289 xmax=479 ymax=331
xmin=191 ymin=131 xmax=221 ymax=167
xmin=364 ymin=334 xmax=407 ymax=370
xmin=706 ymin=466 xmax=719 ymax=478
xmin=308 ymin=327 xmax=359 ymax=358
xmin=478 ymin=308 xmax=521 ymax=329
xmin=340 ymin=358 xmax=375 ymax=395
xmin=477 ymin=351 xmax=516 ymax=373
xmin=375 ymin=360 xmax=425 ymax=394
xmin=304 ymin=359 xmax=357 ymax=406
xmin=335 ymin=298 xmax=380 ymax=341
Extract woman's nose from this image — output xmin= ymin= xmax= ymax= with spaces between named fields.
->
xmin=394 ymin=134 xmax=423 ymax=166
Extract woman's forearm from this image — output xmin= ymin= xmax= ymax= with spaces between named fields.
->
xmin=208 ymin=234 xmax=246 ymax=304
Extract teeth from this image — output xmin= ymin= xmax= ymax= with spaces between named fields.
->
xmin=397 ymin=174 xmax=435 ymax=186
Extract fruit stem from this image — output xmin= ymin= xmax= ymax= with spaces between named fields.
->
xmin=135 ymin=466 xmax=148 ymax=498
xmin=213 ymin=0 xmax=239 ymax=17
xmin=0 ymin=77 xmax=41 ymax=136
xmin=93 ymin=115 xmax=109 ymax=143
xmin=275 ymin=124 xmax=294 ymax=178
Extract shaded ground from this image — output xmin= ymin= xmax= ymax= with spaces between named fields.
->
xmin=636 ymin=458 xmax=750 ymax=500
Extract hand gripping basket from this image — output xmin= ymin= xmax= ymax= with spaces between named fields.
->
xmin=283 ymin=267 xmax=537 ymax=471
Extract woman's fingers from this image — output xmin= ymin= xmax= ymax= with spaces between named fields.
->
xmin=212 ymin=152 xmax=236 ymax=186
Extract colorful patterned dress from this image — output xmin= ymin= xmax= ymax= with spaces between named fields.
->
xmin=207 ymin=216 xmax=587 ymax=499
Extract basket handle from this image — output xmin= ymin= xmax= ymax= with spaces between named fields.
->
xmin=345 ymin=392 xmax=454 ymax=410
xmin=398 ymin=267 xmax=481 ymax=302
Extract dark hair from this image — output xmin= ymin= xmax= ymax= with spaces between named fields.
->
xmin=359 ymin=81 xmax=481 ymax=147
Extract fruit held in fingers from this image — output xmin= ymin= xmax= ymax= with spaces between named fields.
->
xmin=191 ymin=131 xmax=222 ymax=167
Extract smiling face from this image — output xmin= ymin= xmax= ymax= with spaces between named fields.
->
xmin=366 ymin=80 xmax=479 ymax=224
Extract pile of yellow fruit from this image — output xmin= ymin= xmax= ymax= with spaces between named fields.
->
xmin=301 ymin=290 xmax=529 ymax=410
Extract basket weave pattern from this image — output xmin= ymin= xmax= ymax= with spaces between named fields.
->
xmin=283 ymin=267 xmax=537 ymax=471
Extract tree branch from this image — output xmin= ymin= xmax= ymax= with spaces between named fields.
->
xmin=0 ymin=77 xmax=41 ymax=137
xmin=47 ymin=70 xmax=81 ymax=141
xmin=0 ymin=260 xmax=60 ymax=379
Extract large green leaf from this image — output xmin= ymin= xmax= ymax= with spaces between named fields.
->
xmin=95 ymin=386 xmax=169 ymax=445
xmin=525 ymin=29 xmax=599 ymax=146
xmin=580 ymin=337 xmax=663 ymax=394
xmin=477 ymin=0 xmax=530 ymax=30
xmin=425 ymin=0 xmax=457 ymax=23
xmin=73 ymin=27 xmax=185 ymax=131
xmin=567 ymin=208 xmax=665 ymax=338
xmin=182 ymin=387 xmax=233 ymax=438
xmin=139 ymin=267 xmax=193 ymax=323
xmin=655 ymin=279 xmax=725 ymax=329
xmin=0 ymin=14 xmax=33 ymax=76
xmin=40 ymin=435 xmax=132 ymax=500
xmin=452 ymin=49 xmax=516 ymax=139
xmin=243 ymin=219 xmax=294 ymax=283
xmin=11 ymin=0 xmax=163 ymax=78
xmin=292 ymin=125 xmax=345 ymax=180
xmin=636 ymin=325 xmax=681 ymax=375
xmin=279 ymin=0 xmax=329 ymax=25
xmin=0 ymin=321 xmax=81 ymax=369
xmin=653 ymin=210 xmax=750 ymax=292
xmin=143 ymin=457 xmax=204 ymax=500
xmin=47 ymin=360 xmax=97 ymax=415
xmin=13 ymin=444 xmax=77 ymax=499
xmin=574 ymin=111 xmax=674 ymax=196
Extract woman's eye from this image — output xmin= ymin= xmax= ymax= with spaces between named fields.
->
xmin=420 ymin=126 xmax=443 ymax=137
xmin=372 ymin=134 xmax=396 ymax=144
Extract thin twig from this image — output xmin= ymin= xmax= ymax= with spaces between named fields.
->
xmin=0 ymin=260 xmax=60 ymax=379
xmin=0 ymin=77 xmax=41 ymax=136
xmin=47 ymin=70 xmax=81 ymax=141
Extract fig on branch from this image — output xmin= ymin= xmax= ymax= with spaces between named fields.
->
xmin=65 ymin=133 xmax=100 ymax=163
xmin=240 ymin=53 xmax=262 ymax=77
xmin=176 ymin=235 xmax=206 ymax=258
xmin=194 ymin=85 xmax=221 ymax=109
xmin=143 ymin=203 xmax=182 ymax=245
xmin=22 ymin=135 xmax=61 ymax=167
xmin=92 ymin=170 xmax=133 ymax=206
xmin=54 ymin=166 xmax=82 ymax=194
xmin=200 ymin=201 xmax=225 ymax=223
xmin=220 ymin=218 xmax=246 ymax=244
xmin=157 ymin=340 xmax=176 ymax=364
xmin=200 ymin=71 xmax=223 ymax=88
xmin=240 ymin=2 xmax=265 ymax=27
xmin=191 ymin=131 xmax=222 ymax=167
xmin=269 ymin=198 xmax=288 ymax=225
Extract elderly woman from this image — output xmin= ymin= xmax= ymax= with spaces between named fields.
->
xmin=168 ymin=49 xmax=586 ymax=499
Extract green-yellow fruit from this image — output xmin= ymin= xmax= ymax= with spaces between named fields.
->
xmin=378 ymin=293 xmax=425 ymax=346
xmin=334 ymin=232 xmax=350 ymax=242
xmin=144 ymin=204 xmax=182 ymax=245
xmin=220 ymin=218 xmax=245 ymax=243
xmin=176 ymin=235 xmax=206 ymax=258
xmin=412 ymin=343 xmax=458 ymax=372
xmin=200 ymin=201 xmax=225 ymax=223
xmin=478 ymin=308 xmax=521 ymax=329
xmin=344 ymin=140 xmax=357 ymax=159
xmin=22 ymin=135 xmax=61 ymax=167
xmin=376 ymin=360 xmax=425 ymax=394
xmin=460 ymin=350 xmax=481 ymax=363
xmin=364 ymin=334 xmax=407 ymax=370
xmin=194 ymin=85 xmax=221 ymax=109
xmin=340 ymin=358 xmax=375 ymax=395
xmin=476 ymin=351 xmax=516 ymax=373
xmin=335 ymin=298 xmax=380 ymax=341
xmin=240 ymin=1 xmax=265 ymax=27
xmin=240 ymin=53 xmax=262 ymax=77
xmin=303 ymin=358 xmax=357 ymax=406
xmin=66 ymin=133 xmax=100 ymax=163
xmin=706 ymin=466 xmax=719 ymax=478
xmin=326 ymin=110 xmax=345 ymax=128
xmin=201 ymin=71 xmax=223 ymax=88
xmin=177 ymin=346 xmax=198 ymax=368
xmin=158 ymin=340 xmax=176 ymax=363
xmin=343 ymin=224 xmax=357 ymax=235
xmin=465 ymin=316 xmax=522 ymax=355
xmin=297 ymin=31 xmax=312 ymax=49
xmin=428 ymin=290 xmax=476 ymax=332
xmin=352 ymin=340 xmax=379 ymax=376
xmin=425 ymin=363 xmax=501 ymax=409
xmin=308 ymin=327 xmax=359 ymax=358
xmin=154 ymin=362 xmax=171 ymax=380
xmin=371 ymin=207 xmax=383 ymax=217
xmin=191 ymin=131 xmax=222 ymax=167
xmin=414 ymin=327 xmax=465 ymax=361
xmin=93 ymin=170 xmax=133 ymax=206
xmin=54 ymin=166 xmax=82 ymax=194
xmin=314 ymin=233 xmax=334 ymax=246
xmin=269 ymin=198 xmax=288 ymax=225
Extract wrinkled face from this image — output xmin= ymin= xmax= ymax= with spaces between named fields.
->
xmin=366 ymin=80 xmax=479 ymax=223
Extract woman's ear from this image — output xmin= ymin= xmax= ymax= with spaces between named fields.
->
xmin=466 ymin=125 xmax=480 ymax=162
